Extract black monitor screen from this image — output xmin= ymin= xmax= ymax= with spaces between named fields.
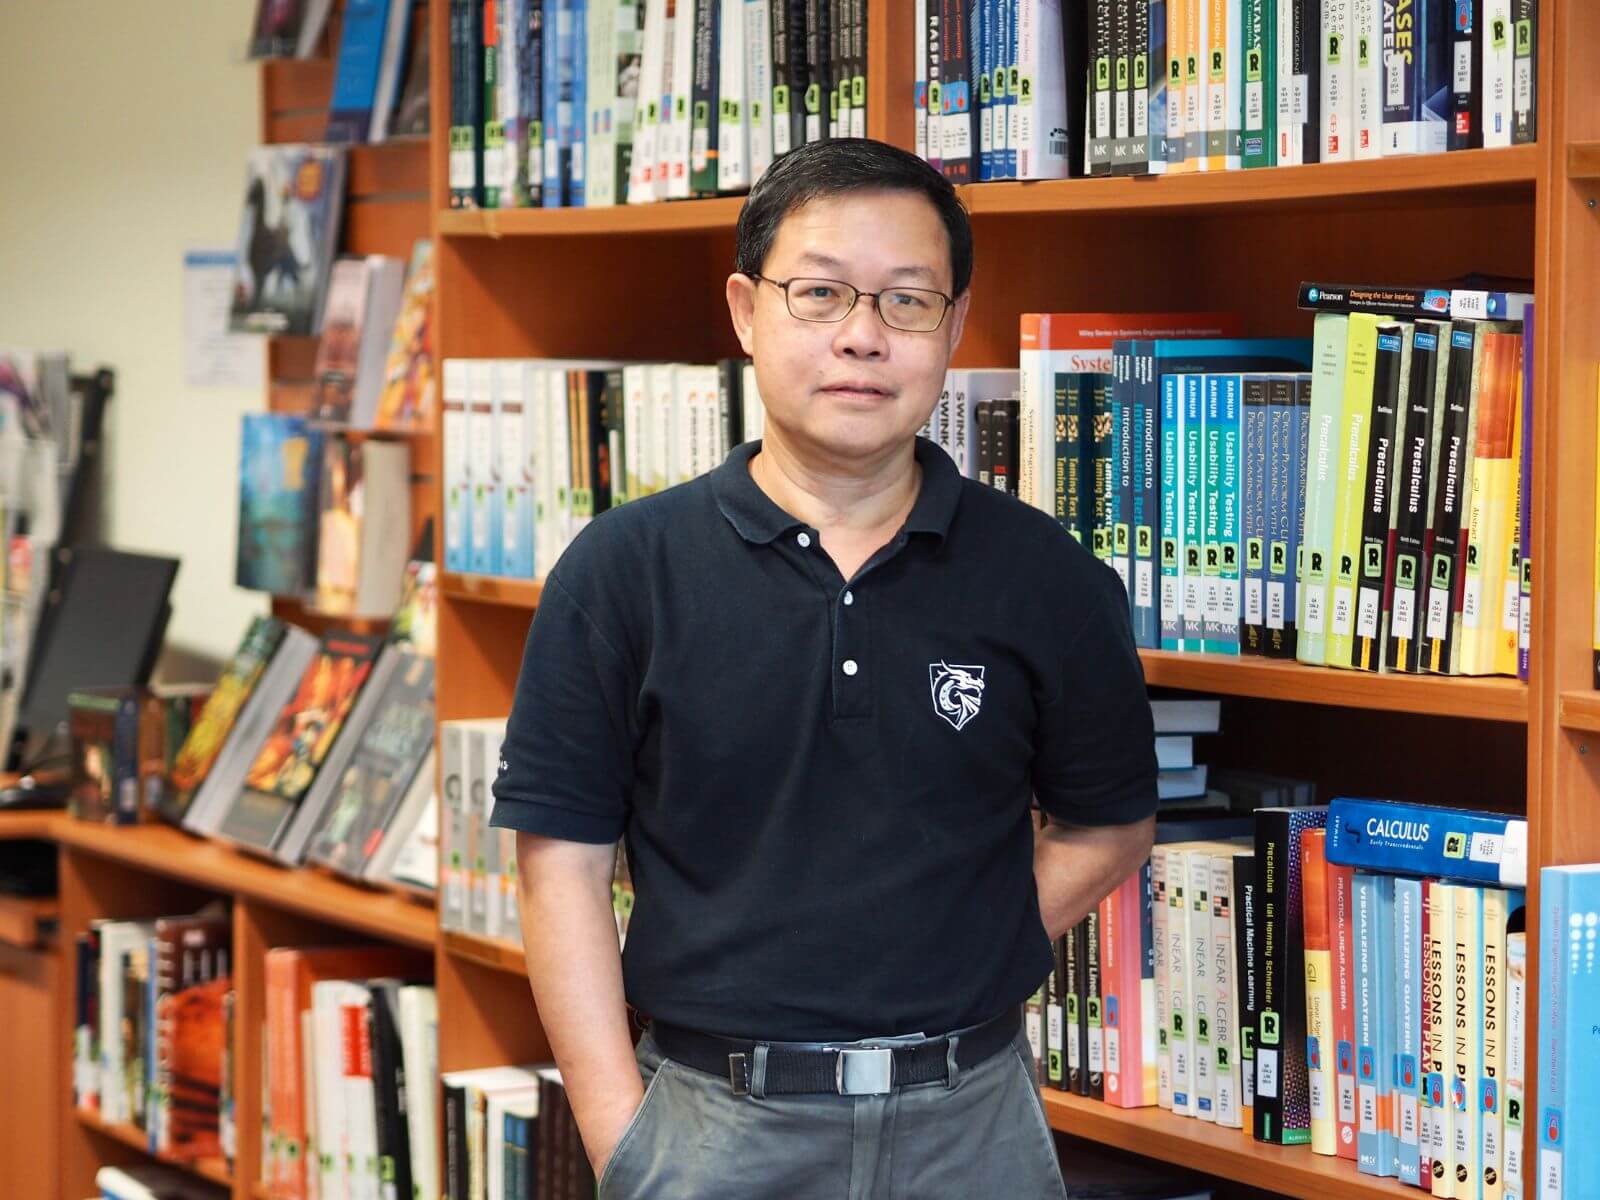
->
xmin=17 ymin=546 xmax=179 ymax=742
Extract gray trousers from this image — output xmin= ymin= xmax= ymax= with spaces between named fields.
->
xmin=599 ymin=1024 xmax=1070 ymax=1199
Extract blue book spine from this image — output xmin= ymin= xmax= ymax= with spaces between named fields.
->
xmin=1264 ymin=378 xmax=1293 ymax=656
xmin=1354 ymin=872 xmax=1387 ymax=1175
xmin=1242 ymin=376 xmax=1270 ymax=655
xmin=1375 ymin=876 xmax=1400 ymax=1178
xmin=1202 ymin=375 xmax=1242 ymax=655
xmin=1394 ymin=876 xmax=1425 ymax=1187
xmin=569 ymin=0 xmax=587 ymax=207
xmin=327 ymin=0 xmax=394 ymax=141
xmin=542 ymin=0 xmax=564 ymax=204
xmin=1325 ymin=799 xmax=1529 ymax=888
xmin=1182 ymin=375 xmax=1206 ymax=654
xmin=1535 ymin=866 xmax=1600 ymax=1200
xmin=1159 ymin=374 xmax=1184 ymax=650
xmin=1133 ymin=343 xmax=1161 ymax=648
xmin=1111 ymin=342 xmax=1135 ymax=605
xmin=977 ymin=0 xmax=994 ymax=181
xmin=1002 ymin=0 xmax=1018 ymax=178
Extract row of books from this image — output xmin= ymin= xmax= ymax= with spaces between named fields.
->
xmin=260 ymin=946 xmax=437 ymax=1200
xmin=449 ymin=0 xmax=870 ymax=211
xmin=440 ymin=357 xmax=767 ymax=581
xmin=914 ymin=0 xmax=1541 ymax=184
xmin=1025 ymin=798 xmax=1533 ymax=1197
xmin=440 ymin=1064 xmax=595 ymax=1200
xmin=441 ymin=716 xmax=637 ymax=953
xmin=236 ymin=417 xmax=414 ymax=617
xmin=69 ymin=599 xmax=440 ymax=895
xmin=73 ymin=908 xmax=236 ymax=1164
xmin=1008 ymin=290 xmax=1533 ymax=676
xmin=249 ymin=0 xmax=431 ymax=142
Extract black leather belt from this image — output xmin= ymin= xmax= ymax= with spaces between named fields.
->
xmin=648 ymin=1007 xmax=1021 ymax=1097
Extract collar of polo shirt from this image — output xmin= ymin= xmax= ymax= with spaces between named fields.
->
xmin=710 ymin=438 xmax=965 ymax=547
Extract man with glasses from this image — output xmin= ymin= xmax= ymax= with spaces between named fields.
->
xmin=492 ymin=138 xmax=1157 ymax=1198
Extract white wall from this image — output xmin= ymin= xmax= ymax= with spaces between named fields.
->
xmin=0 ymin=1 xmax=266 ymax=673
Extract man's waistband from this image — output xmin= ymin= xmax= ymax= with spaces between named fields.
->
xmin=646 ymin=1007 xmax=1022 ymax=1099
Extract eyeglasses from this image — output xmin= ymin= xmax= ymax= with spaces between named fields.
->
xmin=747 ymin=274 xmax=955 ymax=333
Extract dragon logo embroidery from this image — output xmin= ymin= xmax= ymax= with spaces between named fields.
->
xmin=929 ymin=661 xmax=986 ymax=731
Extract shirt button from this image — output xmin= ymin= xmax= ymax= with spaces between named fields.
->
xmin=797 ymin=532 xmax=811 ymax=548
xmin=843 ymin=590 xmax=854 ymax=606
xmin=842 ymin=659 xmax=859 ymax=677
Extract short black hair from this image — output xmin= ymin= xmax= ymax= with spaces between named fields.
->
xmin=734 ymin=138 xmax=974 ymax=297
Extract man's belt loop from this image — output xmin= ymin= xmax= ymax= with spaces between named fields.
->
xmin=750 ymin=1043 xmax=770 ymax=1100
xmin=944 ymin=1033 xmax=961 ymax=1090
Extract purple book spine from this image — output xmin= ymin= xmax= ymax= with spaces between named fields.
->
xmin=1518 ymin=304 xmax=1534 ymax=681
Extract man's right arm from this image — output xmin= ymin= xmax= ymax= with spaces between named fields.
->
xmin=515 ymin=831 xmax=644 ymax=1181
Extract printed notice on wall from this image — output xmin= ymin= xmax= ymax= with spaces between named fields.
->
xmin=184 ymin=249 xmax=262 ymax=389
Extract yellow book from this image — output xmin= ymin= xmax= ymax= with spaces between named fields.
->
xmin=1451 ymin=887 xmax=1482 ymax=1199
xmin=1302 ymin=829 xmax=1337 ymax=1155
xmin=1460 ymin=330 xmax=1521 ymax=675
xmin=1204 ymin=0 xmax=1229 ymax=171
xmin=1494 ymin=381 xmax=1525 ymax=678
xmin=1429 ymin=882 xmax=1458 ymax=1198
xmin=1184 ymin=0 xmax=1207 ymax=170
xmin=1481 ymin=888 xmax=1508 ymax=1200
xmin=1327 ymin=313 xmax=1381 ymax=668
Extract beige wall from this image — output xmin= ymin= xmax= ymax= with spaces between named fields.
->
xmin=0 ymin=1 xmax=266 ymax=672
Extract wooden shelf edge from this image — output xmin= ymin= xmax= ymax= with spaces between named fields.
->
xmin=55 ymin=822 xmax=437 ymax=949
xmin=1567 ymin=140 xmax=1600 ymax=179
xmin=441 ymin=929 xmax=528 ymax=975
xmin=962 ymin=145 xmax=1536 ymax=217
xmin=0 ymin=892 xmax=58 ymax=949
xmin=1139 ymin=650 xmax=1530 ymax=722
xmin=437 ymin=195 xmax=747 ymax=238
xmin=1040 ymin=1092 xmax=1409 ymax=1199
xmin=1558 ymin=688 xmax=1600 ymax=733
xmin=439 ymin=571 xmax=543 ymax=609
xmin=0 ymin=809 xmax=68 ymax=841
xmin=77 ymin=1109 xmax=233 ymax=1189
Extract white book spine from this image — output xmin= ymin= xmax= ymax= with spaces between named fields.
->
xmin=667 ymin=0 xmax=696 ymax=198
xmin=585 ymin=0 xmax=618 ymax=205
xmin=1187 ymin=850 xmax=1217 ymax=1121
xmin=496 ymin=360 xmax=532 ymax=579
xmin=718 ymin=0 xmax=750 ymax=190
xmin=746 ymin=0 xmax=774 ymax=182
xmin=1168 ymin=848 xmax=1196 ymax=1116
xmin=1223 ymin=0 xmax=1244 ymax=169
xmin=1482 ymin=0 xmax=1513 ymax=148
xmin=630 ymin=0 xmax=669 ymax=201
xmin=467 ymin=361 xmax=500 ymax=576
xmin=1322 ymin=0 xmax=1354 ymax=161
xmin=1151 ymin=848 xmax=1174 ymax=1109
xmin=443 ymin=360 xmax=471 ymax=573
xmin=1503 ymin=932 xmax=1525 ymax=1200
xmin=1212 ymin=854 xmax=1243 ymax=1127
xmin=1017 ymin=0 xmax=1073 ymax=179
xmin=915 ymin=0 xmax=929 ymax=160
xmin=1352 ymin=0 xmax=1383 ymax=157
xmin=1276 ymin=0 xmax=1297 ymax=164
xmin=623 ymin=364 xmax=648 ymax=503
xmin=440 ymin=722 xmax=468 ymax=931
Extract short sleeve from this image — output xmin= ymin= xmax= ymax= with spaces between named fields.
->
xmin=1031 ymin=579 xmax=1158 ymax=827
xmin=489 ymin=570 xmax=636 ymax=844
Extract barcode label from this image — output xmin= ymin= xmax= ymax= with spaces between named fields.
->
xmin=1162 ymin=577 xmax=1180 ymax=621
xmin=1303 ymin=585 xmax=1327 ymax=634
xmin=1256 ymin=1048 xmax=1280 ymax=1098
xmin=1267 ymin=581 xmax=1286 ymax=629
xmin=1331 ymin=585 xmax=1354 ymax=635
xmin=1515 ymin=60 xmax=1533 ymax=110
xmin=1088 ymin=1030 xmax=1105 ymax=1072
xmin=1463 ymin=575 xmax=1483 ymax=627
xmin=1246 ymin=578 xmax=1264 ymax=624
xmin=1401 ymin=1092 xmax=1418 ymax=1143
xmin=1503 ymin=579 xmax=1521 ymax=632
xmin=1387 ymin=52 xmax=1406 ymax=105
xmin=1247 ymin=81 xmax=1264 ymax=128
xmin=1393 ymin=586 xmax=1417 ymax=639
xmin=1454 ymin=41 xmax=1473 ymax=91
xmin=1339 ymin=1074 xmax=1357 ymax=1123
xmin=1521 ymin=590 xmax=1532 ymax=648
xmin=1106 ymin=1027 xmax=1122 ymax=1074
xmin=1426 ymin=586 xmax=1451 ymax=639
xmin=1310 ymin=1069 xmax=1329 ymax=1119
xmin=1360 ymin=1082 xmax=1378 ymax=1133
xmin=1136 ymin=560 xmax=1154 ymax=607
xmin=1356 ymin=586 xmax=1381 ymax=638
xmin=1184 ymin=578 xmax=1204 ymax=622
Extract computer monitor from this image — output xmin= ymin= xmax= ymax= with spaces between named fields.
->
xmin=11 ymin=545 xmax=179 ymax=769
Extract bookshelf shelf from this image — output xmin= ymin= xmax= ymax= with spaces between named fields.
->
xmin=438 ymin=571 xmax=543 ymax=609
xmin=1138 ymin=650 xmax=1531 ymax=722
xmin=1557 ymin=688 xmax=1600 ymax=732
xmin=962 ymin=145 xmax=1537 ymax=218
xmin=76 ymin=1110 xmax=233 ymax=1189
xmin=1039 ymin=1093 xmax=1406 ymax=1200
xmin=436 ymin=195 xmax=748 ymax=238
xmin=0 ymin=893 xmax=57 ymax=950
xmin=441 ymin=929 xmax=527 ymax=974
xmin=53 ymin=822 xmax=437 ymax=949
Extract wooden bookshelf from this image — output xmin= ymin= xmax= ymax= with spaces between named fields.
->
xmin=0 ymin=893 xmax=57 ymax=950
xmin=1565 ymin=139 xmax=1600 ymax=179
xmin=1557 ymin=688 xmax=1600 ymax=732
xmin=438 ymin=571 xmax=543 ymax=609
xmin=440 ymin=928 xmax=527 ymax=974
xmin=76 ymin=1109 xmax=232 ymax=1190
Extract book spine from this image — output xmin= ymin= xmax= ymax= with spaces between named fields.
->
xmin=1086 ymin=907 xmax=1105 ymax=1099
xmin=925 ymin=0 xmax=943 ymax=169
xmin=1046 ymin=936 xmax=1066 ymax=1089
xmin=1129 ymin=0 xmax=1153 ymax=172
xmin=940 ymin=0 xmax=975 ymax=180
xmin=1235 ymin=851 xmax=1259 ymax=1132
xmin=850 ymin=0 xmax=866 ymax=139
xmin=976 ymin=0 xmax=993 ymax=180
xmin=1149 ymin=0 xmax=1169 ymax=172
xmin=1168 ymin=0 xmax=1190 ymax=169
xmin=690 ymin=0 xmax=720 ymax=193
xmin=1133 ymin=349 xmax=1160 ymax=646
xmin=1354 ymin=324 xmax=1410 ymax=670
xmin=1461 ymin=330 xmax=1520 ymax=676
xmin=1242 ymin=376 xmax=1270 ymax=655
xmin=1503 ymin=930 xmax=1525 ymax=1200
xmin=1481 ymin=887 xmax=1508 ymax=1200
xmin=1168 ymin=849 xmax=1195 ymax=1115
xmin=1112 ymin=345 xmax=1135 ymax=597
xmin=1519 ymin=306 xmax=1533 ymax=680
xmin=1355 ymin=872 xmax=1390 ymax=1173
xmin=1212 ymin=854 xmax=1243 ymax=1127
xmin=1323 ymin=798 xmax=1528 ymax=888
xmin=1298 ymin=314 xmax=1349 ymax=665
xmin=1449 ymin=0 xmax=1484 ymax=150
xmin=1070 ymin=917 xmax=1090 ymax=1095
xmin=1202 ymin=375 xmax=1241 ymax=655
xmin=1396 ymin=876 xmax=1426 ymax=1187
xmin=1322 ymin=0 xmax=1352 ymax=160
xmin=1375 ymin=876 xmax=1400 ymax=1178
xmin=1295 ymin=0 xmax=1321 ymax=162
xmin=1331 ymin=859 xmax=1359 ymax=1160
xmin=1186 ymin=0 xmax=1209 ymax=165
xmin=1111 ymin=0 xmax=1132 ymax=171
xmin=1422 ymin=321 xmax=1482 ymax=675
xmin=569 ymin=0 xmax=587 ymax=207
xmin=1329 ymin=313 xmax=1381 ymax=669
xmin=1182 ymin=376 xmax=1206 ymax=649
xmin=1101 ymin=887 xmax=1124 ymax=1097
xmin=915 ymin=0 xmax=928 ymax=158
xmin=1453 ymin=887 xmax=1484 ymax=1198
xmin=1427 ymin=881 xmax=1458 ymax=1198
xmin=1510 ymin=0 xmax=1535 ymax=144
xmin=1090 ymin=0 xmax=1114 ymax=173
xmin=484 ymin=0 xmax=503 ymax=208
xmin=1187 ymin=849 xmax=1217 ymax=1120
xmin=1160 ymin=375 xmax=1185 ymax=649
xmin=1152 ymin=847 xmax=1173 ymax=1108
xmin=1353 ymin=0 xmax=1383 ymax=156
xmin=1025 ymin=980 xmax=1045 ymax=1083
xmin=1289 ymin=375 xmax=1311 ymax=657
xmin=1264 ymin=376 xmax=1293 ymax=656
xmin=1387 ymin=322 xmax=1445 ymax=670
xmin=1303 ymin=830 xmax=1337 ymax=1156
xmin=1240 ymin=0 xmax=1272 ymax=165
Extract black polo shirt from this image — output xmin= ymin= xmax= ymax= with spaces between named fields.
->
xmin=490 ymin=437 xmax=1157 ymax=1043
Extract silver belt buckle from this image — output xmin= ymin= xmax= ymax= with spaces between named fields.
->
xmin=835 ymin=1046 xmax=895 ymax=1095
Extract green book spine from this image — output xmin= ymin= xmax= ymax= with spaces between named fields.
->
xmin=1241 ymin=0 xmax=1277 ymax=166
xmin=1326 ymin=312 xmax=1382 ymax=668
xmin=1204 ymin=374 xmax=1243 ymax=654
xmin=1295 ymin=313 xmax=1349 ymax=665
